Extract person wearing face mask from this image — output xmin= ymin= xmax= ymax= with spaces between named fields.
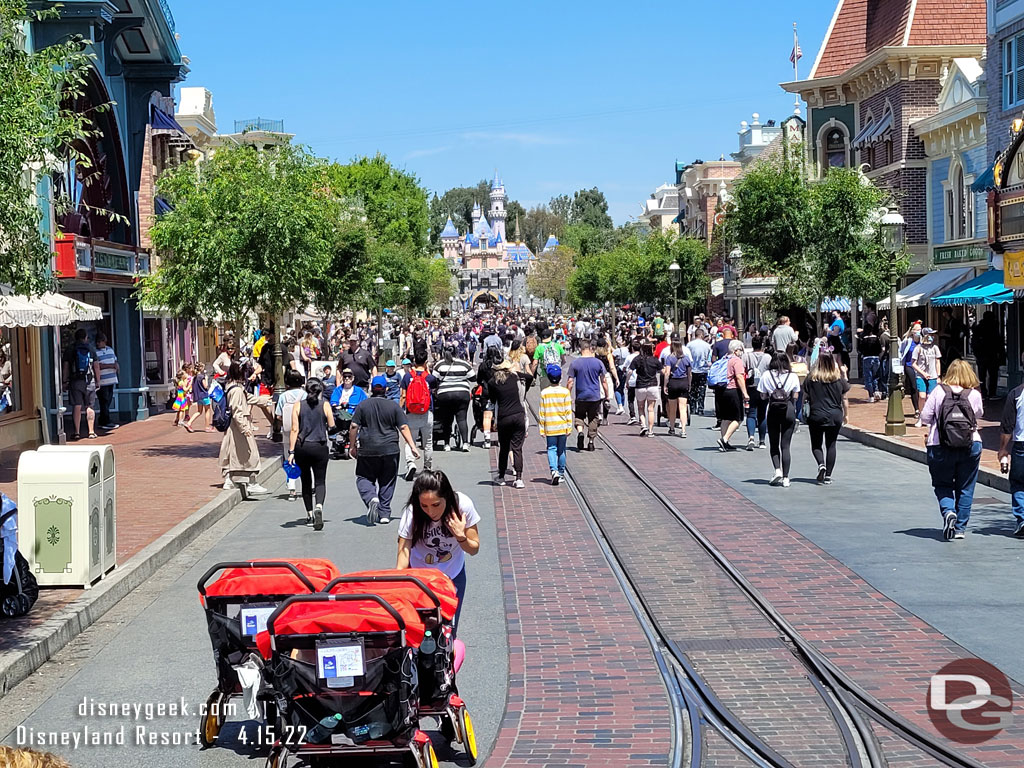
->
xmin=396 ymin=469 xmax=481 ymax=632
xmin=912 ymin=329 xmax=942 ymax=427
xmin=899 ymin=323 xmax=923 ymax=421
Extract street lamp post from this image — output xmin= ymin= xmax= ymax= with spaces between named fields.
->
xmin=402 ymin=285 xmax=410 ymax=321
xmin=881 ymin=205 xmax=906 ymax=437
xmin=669 ymin=261 xmax=681 ymax=330
xmin=374 ymin=275 xmax=385 ymax=367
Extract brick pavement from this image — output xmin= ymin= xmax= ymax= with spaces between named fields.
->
xmin=484 ymin=425 xmax=673 ymax=768
xmin=844 ymin=388 xmax=1005 ymax=474
xmin=601 ymin=421 xmax=1024 ymax=767
xmin=569 ymin=442 xmax=851 ymax=768
xmin=0 ymin=410 xmax=277 ymax=659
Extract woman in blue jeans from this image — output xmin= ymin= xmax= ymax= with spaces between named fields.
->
xmin=920 ymin=359 xmax=984 ymax=540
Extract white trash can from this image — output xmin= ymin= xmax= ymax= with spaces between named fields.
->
xmin=39 ymin=444 xmax=116 ymax=574
xmin=17 ymin=449 xmax=104 ymax=588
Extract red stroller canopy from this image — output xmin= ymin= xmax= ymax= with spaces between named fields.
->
xmin=333 ymin=569 xmax=459 ymax=622
xmin=204 ymin=559 xmax=341 ymax=600
xmin=255 ymin=595 xmax=426 ymax=659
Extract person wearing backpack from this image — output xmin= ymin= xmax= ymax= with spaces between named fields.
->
xmin=757 ymin=351 xmax=800 ymax=486
xmin=400 ymin=352 xmax=438 ymax=481
xmin=661 ymin=339 xmax=691 ymax=438
xmin=920 ymin=359 xmax=984 ymax=540
xmin=742 ymin=336 xmax=770 ymax=450
xmin=62 ymin=328 xmax=99 ymax=440
xmin=804 ymin=352 xmax=850 ymax=485
xmin=218 ymin=363 xmax=270 ymax=496
xmin=532 ymin=328 xmax=565 ymax=392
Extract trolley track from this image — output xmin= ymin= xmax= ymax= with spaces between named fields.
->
xmin=528 ymin=395 xmax=986 ymax=768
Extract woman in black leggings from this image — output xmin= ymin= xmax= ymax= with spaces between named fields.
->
xmin=486 ymin=358 xmax=525 ymax=488
xmin=803 ymin=352 xmax=850 ymax=485
xmin=288 ymin=378 xmax=336 ymax=530
xmin=433 ymin=350 xmax=474 ymax=451
xmin=757 ymin=352 xmax=800 ymax=487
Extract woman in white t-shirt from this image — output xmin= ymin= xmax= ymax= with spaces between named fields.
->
xmin=397 ymin=470 xmax=481 ymax=632
xmin=757 ymin=352 xmax=801 ymax=487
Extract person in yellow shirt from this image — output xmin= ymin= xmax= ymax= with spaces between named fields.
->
xmin=252 ymin=330 xmax=267 ymax=360
xmin=538 ymin=363 xmax=573 ymax=485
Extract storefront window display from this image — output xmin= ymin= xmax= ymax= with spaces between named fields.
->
xmin=0 ymin=327 xmax=21 ymax=415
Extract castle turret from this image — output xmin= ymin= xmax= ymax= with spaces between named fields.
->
xmin=489 ymin=171 xmax=506 ymax=242
xmin=441 ymin=216 xmax=459 ymax=261
xmin=471 ymin=201 xmax=481 ymax=226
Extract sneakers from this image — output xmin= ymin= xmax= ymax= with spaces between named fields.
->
xmin=247 ymin=483 xmax=270 ymax=496
xmin=616 ymin=406 xmax=625 ymax=415
xmin=746 ymin=438 xmax=755 ymax=452
xmin=769 ymin=469 xmax=783 ymax=486
xmin=627 ymin=417 xmax=638 ymax=426
xmin=313 ymin=503 xmax=324 ymax=531
xmin=577 ymin=434 xmax=585 ymax=451
xmin=367 ymin=498 xmax=379 ymax=525
xmin=551 ymin=471 xmax=561 ymax=485
xmin=1015 ymin=521 xmax=1024 ymax=538
xmin=587 ymin=441 xmax=595 ymax=452
xmin=378 ymin=512 xmax=391 ymax=525
xmin=496 ymin=475 xmax=507 ymax=486
xmin=222 ymin=478 xmax=236 ymax=490
xmin=942 ymin=511 xmax=957 ymax=541
xmin=668 ymin=427 xmax=676 ymax=437
xmin=513 ymin=478 xmax=525 ymax=489
xmin=483 ymin=438 xmax=491 ymax=450
xmin=404 ymin=465 xmax=416 ymax=481
xmin=458 ymin=444 xmax=471 ymax=453
xmin=816 ymin=465 xmax=827 ymax=485
xmin=442 ymin=444 xmax=452 ymax=452
xmin=288 ymin=489 xmax=297 ymax=502
xmin=953 ymin=531 xmax=966 ymax=540
xmin=717 ymin=438 xmax=728 ymax=452
xmin=823 ymin=476 xmax=833 ymax=485
xmin=781 ymin=477 xmax=791 ymax=488
xmin=757 ymin=441 xmax=766 ymax=449
xmin=914 ymin=419 xmax=923 ymax=428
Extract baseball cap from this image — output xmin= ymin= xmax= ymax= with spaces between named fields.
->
xmin=371 ymin=375 xmax=388 ymax=390
xmin=385 ymin=359 xmax=396 ymax=367
xmin=401 ymin=358 xmax=412 ymax=365
xmin=546 ymin=363 xmax=562 ymax=380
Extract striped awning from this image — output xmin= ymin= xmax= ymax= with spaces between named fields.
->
xmin=820 ymin=297 xmax=851 ymax=312
xmin=0 ymin=287 xmax=102 ymax=327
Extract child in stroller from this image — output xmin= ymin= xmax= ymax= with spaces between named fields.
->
xmin=1 ymin=493 xmax=39 ymax=619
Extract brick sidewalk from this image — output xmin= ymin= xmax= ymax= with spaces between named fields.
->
xmin=0 ymin=409 xmax=278 ymax=659
xmin=485 ymin=426 xmax=673 ymax=767
xmin=602 ymin=422 xmax=1024 ymax=767
xmin=844 ymin=387 xmax=1006 ymax=474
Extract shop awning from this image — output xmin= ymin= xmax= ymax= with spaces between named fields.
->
xmin=821 ymin=297 xmax=851 ymax=312
xmin=0 ymin=286 xmax=103 ymax=327
xmin=875 ymin=267 xmax=974 ymax=310
xmin=971 ymin=161 xmax=996 ymax=192
xmin=930 ymin=269 xmax=1013 ymax=306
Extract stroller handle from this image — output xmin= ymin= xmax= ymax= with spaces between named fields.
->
xmin=266 ymin=593 xmax=406 ymax=637
xmin=197 ymin=561 xmax=318 ymax=596
xmin=321 ymin=575 xmax=441 ymax=609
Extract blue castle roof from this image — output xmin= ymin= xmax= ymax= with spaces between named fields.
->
xmin=473 ymin=214 xmax=492 ymax=239
xmin=491 ymin=170 xmax=503 ymax=190
xmin=504 ymin=244 xmax=534 ymax=262
xmin=440 ymin=217 xmax=459 ymax=239
xmin=543 ymin=235 xmax=559 ymax=251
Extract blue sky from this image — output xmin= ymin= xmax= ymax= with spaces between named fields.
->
xmin=170 ymin=0 xmax=835 ymax=224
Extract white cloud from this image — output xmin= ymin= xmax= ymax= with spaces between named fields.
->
xmin=460 ymin=132 xmax=566 ymax=146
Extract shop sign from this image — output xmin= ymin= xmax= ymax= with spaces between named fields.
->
xmin=94 ymin=249 xmax=135 ymax=274
xmin=1003 ymin=250 xmax=1024 ymax=289
xmin=934 ymin=244 xmax=987 ymax=265
xmin=999 ymin=199 xmax=1024 ymax=242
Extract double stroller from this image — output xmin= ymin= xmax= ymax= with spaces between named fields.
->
xmin=0 ymin=492 xmax=38 ymax=619
xmin=198 ymin=560 xmax=475 ymax=768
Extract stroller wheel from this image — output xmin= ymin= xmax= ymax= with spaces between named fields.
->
xmin=265 ymin=745 xmax=289 ymax=768
xmin=409 ymin=738 xmax=439 ymax=768
xmin=199 ymin=690 xmax=225 ymax=748
xmin=458 ymin=707 xmax=478 ymax=765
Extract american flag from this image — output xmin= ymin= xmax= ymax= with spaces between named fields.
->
xmin=790 ymin=41 xmax=803 ymax=64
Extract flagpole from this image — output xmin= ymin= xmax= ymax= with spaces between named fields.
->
xmin=792 ymin=21 xmax=801 ymax=115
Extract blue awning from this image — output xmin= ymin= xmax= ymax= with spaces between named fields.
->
xmin=971 ymin=161 xmax=996 ymax=192
xmin=151 ymin=106 xmax=187 ymax=134
xmin=820 ymin=297 xmax=851 ymax=312
xmin=154 ymin=196 xmax=174 ymax=215
xmin=930 ymin=269 xmax=1013 ymax=306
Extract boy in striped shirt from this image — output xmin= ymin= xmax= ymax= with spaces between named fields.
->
xmin=538 ymin=364 xmax=573 ymax=485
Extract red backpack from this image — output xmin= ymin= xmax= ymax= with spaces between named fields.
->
xmin=406 ymin=370 xmax=431 ymax=414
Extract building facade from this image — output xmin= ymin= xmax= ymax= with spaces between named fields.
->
xmin=441 ymin=173 xmax=537 ymax=309
xmin=637 ymin=184 xmax=680 ymax=233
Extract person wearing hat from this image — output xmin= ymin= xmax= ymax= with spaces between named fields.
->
xmin=330 ymin=368 xmax=368 ymax=414
xmin=912 ymin=328 xmax=942 ymax=426
xmin=383 ymin=360 xmax=402 ymax=403
xmin=538 ymin=363 xmax=572 ymax=484
xmin=339 ymin=333 xmax=376 ymax=390
xmin=350 ymin=375 xmax=420 ymax=526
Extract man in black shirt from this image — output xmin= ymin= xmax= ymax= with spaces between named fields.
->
xmin=350 ymin=376 xmax=419 ymax=526
xmin=339 ymin=334 xmax=376 ymax=389
xmin=257 ymin=332 xmax=279 ymax=389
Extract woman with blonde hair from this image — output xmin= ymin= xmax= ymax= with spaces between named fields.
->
xmin=804 ymin=352 xmax=850 ymax=484
xmin=920 ymin=358 xmax=984 ymax=540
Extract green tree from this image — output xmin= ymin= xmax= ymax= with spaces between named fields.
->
xmin=527 ymin=244 xmax=575 ymax=303
xmin=327 ymin=154 xmax=428 ymax=251
xmin=142 ymin=143 xmax=342 ymax=323
xmin=521 ymin=203 xmax=565 ymax=253
xmin=428 ymin=179 xmax=491 ymax=247
xmin=505 ymin=198 xmax=526 ymax=241
xmin=0 ymin=2 xmax=112 ymax=295
xmin=306 ymin=217 xmax=369 ymax=323
xmin=568 ymin=187 xmax=613 ymax=230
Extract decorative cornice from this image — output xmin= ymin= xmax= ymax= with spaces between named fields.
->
xmin=781 ymin=45 xmax=985 ymax=109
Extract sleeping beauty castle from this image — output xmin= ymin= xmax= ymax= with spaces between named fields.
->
xmin=441 ymin=172 xmax=555 ymax=310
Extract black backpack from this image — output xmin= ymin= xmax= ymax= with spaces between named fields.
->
xmin=937 ymin=385 xmax=976 ymax=448
xmin=767 ymin=372 xmax=791 ymax=413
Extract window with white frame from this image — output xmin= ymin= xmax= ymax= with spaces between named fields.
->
xmin=945 ymin=162 xmax=975 ymax=241
xmin=1004 ymin=32 xmax=1024 ymax=109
